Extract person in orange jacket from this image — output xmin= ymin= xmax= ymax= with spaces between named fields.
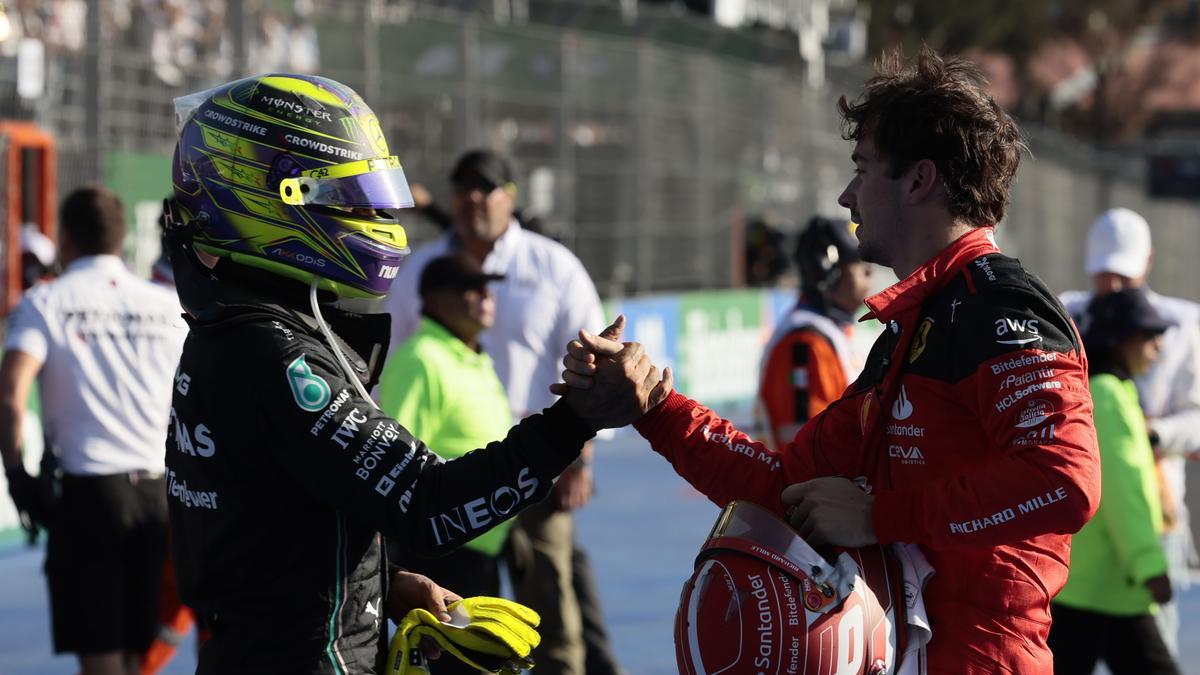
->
xmin=757 ymin=216 xmax=873 ymax=449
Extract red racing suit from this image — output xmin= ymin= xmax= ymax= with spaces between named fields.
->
xmin=635 ymin=227 xmax=1100 ymax=674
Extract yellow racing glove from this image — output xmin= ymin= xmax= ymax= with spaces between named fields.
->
xmin=386 ymin=597 xmax=541 ymax=674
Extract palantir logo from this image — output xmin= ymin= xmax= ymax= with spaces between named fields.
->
xmin=287 ymin=354 xmax=331 ymax=412
xmin=891 ymin=385 xmax=914 ymax=421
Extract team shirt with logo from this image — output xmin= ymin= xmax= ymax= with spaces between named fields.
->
xmin=4 ymin=255 xmax=186 ymax=475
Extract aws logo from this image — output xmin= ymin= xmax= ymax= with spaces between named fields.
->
xmin=995 ymin=317 xmax=1041 ymax=345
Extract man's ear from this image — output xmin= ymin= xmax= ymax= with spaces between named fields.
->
xmin=904 ymin=159 xmax=940 ymax=204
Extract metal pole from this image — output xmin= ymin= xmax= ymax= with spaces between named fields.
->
xmin=84 ymin=0 xmax=105 ymax=183
xmin=463 ymin=17 xmax=481 ymax=145
xmin=361 ymin=0 xmax=379 ymax=103
xmin=695 ymin=52 xmax=715 ymax=287
xmin=558 ymin=32 xmax=577 ymax=252
xmin=230 ymin=0 xmax=247 ymax=77
xmin=634 ymin=41 xmax=652 ymax=294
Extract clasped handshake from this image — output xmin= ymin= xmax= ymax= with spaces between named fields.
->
xmin=547 ymin=315 xmax=674 ymax=431
xmin=550 ymin=314 xmax=878 ymax=549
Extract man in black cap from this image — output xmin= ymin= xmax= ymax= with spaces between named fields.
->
xmin=384 ymin=150 xmax=622 ymax=675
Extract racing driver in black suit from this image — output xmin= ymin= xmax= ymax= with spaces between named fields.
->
xmin=163 ymin=73 xmax=670 ymax=674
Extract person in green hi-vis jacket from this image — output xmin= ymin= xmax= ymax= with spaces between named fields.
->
xmin=1049 ymin=287 xmax=1179 ymax=675
xmin=377 ymin=253 xmax=514 ymax=675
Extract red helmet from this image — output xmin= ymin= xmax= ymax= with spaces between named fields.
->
xmin=676 ymin=501 xmax=907 ymax=675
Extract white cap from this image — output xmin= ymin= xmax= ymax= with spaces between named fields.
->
xmin=20 ymin=224 xmax=56 ymax=267
xmin=1085 ymin=208 xmax=1151 ymax=279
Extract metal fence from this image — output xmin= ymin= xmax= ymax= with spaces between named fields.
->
xmin=2 ymin=0 xmax=1199 ymax=299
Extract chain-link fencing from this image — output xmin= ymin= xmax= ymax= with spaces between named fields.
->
xmin=1 ymin=0 xmax=1198 ymax=298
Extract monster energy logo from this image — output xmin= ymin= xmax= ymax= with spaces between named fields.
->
xmin=287 ymin=354 xmax=332 ymax=412
xmin=339 ymin=117 xmax=359 ymax=140
xmin=259 ymin=95 xmax=334 ymax=122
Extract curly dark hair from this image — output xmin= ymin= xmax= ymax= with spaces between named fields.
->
xmin=838 ymin=46 xmax=1028 ymax=227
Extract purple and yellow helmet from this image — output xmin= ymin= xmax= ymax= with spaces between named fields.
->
xmin=172 ymin=74 xmax=412 ymax=298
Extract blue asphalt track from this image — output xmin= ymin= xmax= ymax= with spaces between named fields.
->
xmin=2 ymin=432 xmax=1199 ymax=673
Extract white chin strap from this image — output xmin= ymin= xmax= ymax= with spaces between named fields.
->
xmin=310 ymin=279 xmax=378 ymax=410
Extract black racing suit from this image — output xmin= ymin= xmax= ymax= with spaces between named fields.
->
xmin=165 ymin=271 xmax=590 ymax=674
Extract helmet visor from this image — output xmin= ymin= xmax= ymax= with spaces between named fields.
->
xmin=705 ymin=500 xmax=836 ymax=583
xmin=280 ymin=156 xmax=416 ymax=209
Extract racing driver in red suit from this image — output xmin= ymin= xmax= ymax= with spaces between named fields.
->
xmin=555 ymin=47 xmax=1101 ymax=674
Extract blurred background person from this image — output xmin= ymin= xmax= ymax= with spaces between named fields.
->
xmin=378 ymin=253 xmax=511 ymax=675
xmin=0 ymin=186 xmax=186 ymax=675
xmin=1061 ymin=207 xmax=1200 ymax=658
xmin=12 ymin=223 xmax=59 ymax=548
xmin=742 ymin=213 xmax=789 ymax=287
xmin=149 ymin=205 xmax=176 ymax=288
xmin=384 ymin=149 xmax=622 ymax=675
xmin=1049 ymin=286 xmax=1178 ymax=675
xmin=20 ymin=223 xmax=57 ymax=290
xmin=756 ymin=216 xmax=871 ymax=450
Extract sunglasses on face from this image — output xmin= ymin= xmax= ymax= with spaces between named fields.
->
xmin=452 ymin=175 xmax=500 ymax=195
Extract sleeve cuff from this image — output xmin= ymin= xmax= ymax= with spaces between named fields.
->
xmin=633 ymin=390 xmax=695 ymax=435
xmin=1148 ymin=418 xmax=1166 ymax=448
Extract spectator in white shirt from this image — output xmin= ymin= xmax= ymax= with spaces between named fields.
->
xmin=1061 ymin=207 xmax=1200 ymax=658
xmin=0 ymin=186 xmax=187 ymax=675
